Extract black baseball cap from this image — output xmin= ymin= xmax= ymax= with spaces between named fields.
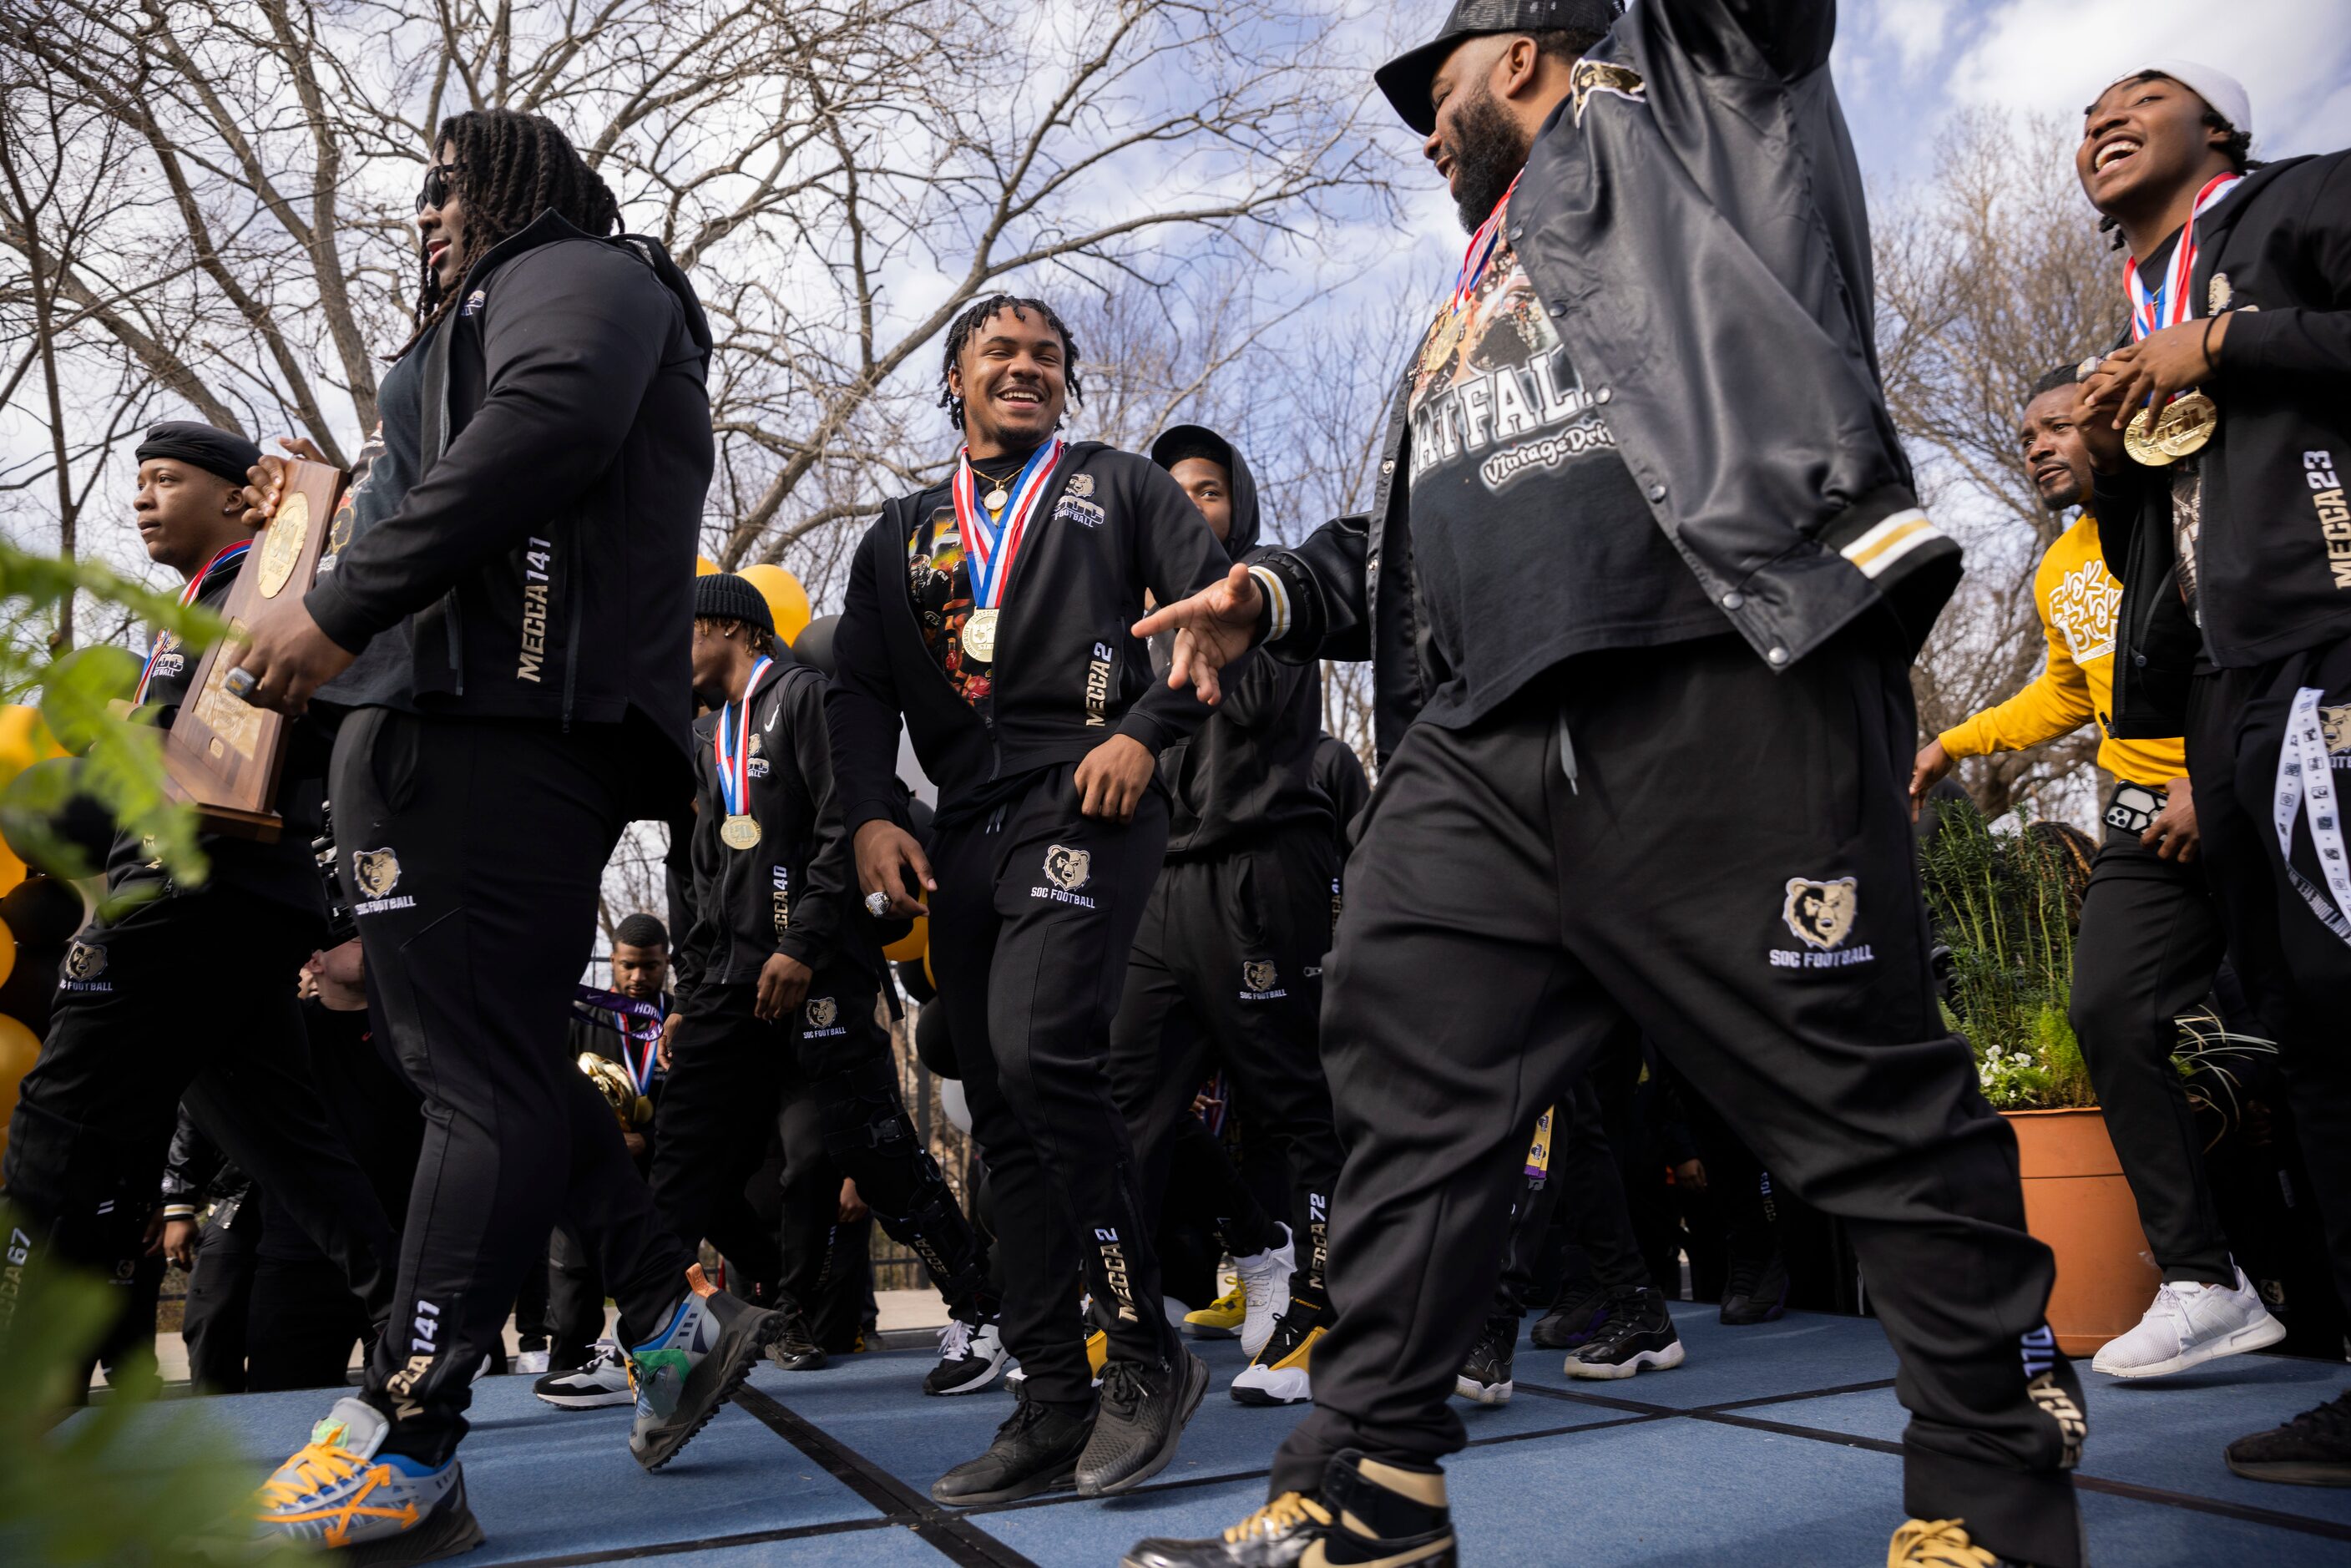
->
xmin=1375 ymin=0 xmax=1623 ymax=136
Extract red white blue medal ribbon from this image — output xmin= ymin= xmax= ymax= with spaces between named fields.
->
xmin=134 ymin=538 xmax=250 ymax=705
xmin=714 ymin=655 xmax=775 ymax=821
xmin=953 ymin=438 xmax=1064 ymax=612
xmin=571 ymin=984 xmax=668 ymax=1090
xmin=2125 ymin=172 xmax=2242 ymax=340
xmin=1449 ymin=169 xmax=1523 ymax=317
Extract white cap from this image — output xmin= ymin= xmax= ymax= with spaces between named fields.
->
xmin=2105 ymin=59 xmax=2252 ymax=139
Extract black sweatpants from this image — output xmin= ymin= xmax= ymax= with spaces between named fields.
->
xmin=1109 ymin=832 xmax=1343 ymax=1300
xmin=3 ymin=887 xmax=399 ymax=1353
xmin=1548 ymin=1058 xmax=1651 ymax=1299
xmin=331 ymin=708 xmax=692 ymax=1463
xmin=2067 ymin=812 xmax=2233 ymax=1284
xmin=927 ymin=761 xmax=1171 ymax=1407
xmin=546 ymin=1226 xmax=608 ymax=1367
xmin=183 ymin=1210 xmax=260 ymax=1393
xmin=1166 ymin=1112 xmax=1285 ymax=1260
xmin=247 ymin=1193 xmax=372 ymax=1393
xmin=2187 ymin=635 xmax=2351 ymax=1317
xmin=1274 ymin=629 xmax=2083 ymax=1568
xmin=652 ymin=973 xmax=986 ymax=1318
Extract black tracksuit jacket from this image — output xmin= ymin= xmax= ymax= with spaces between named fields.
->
xmin=827 ymin=443 xmax=1232 ymax=831
xmin=304 ymin=211 xmax=713 ymax=759
xmin=1153 ymin=432 xmax=1327 ymax=861
xmin=679 ymin=659 xmax=876 ymax=995
xmin=2097 ymin=150 xmax=2351 ymax=736
xmin=111 ymin=551 xmax=323 ymax=913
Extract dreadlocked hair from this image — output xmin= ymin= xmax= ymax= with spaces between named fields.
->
xmin=694 ymin=615 xmax=776 ymax=657
xmin=937 ymin=294 xmax=1084 ymax=432
xmin=393 ymin=109 xmax=621 ymax=359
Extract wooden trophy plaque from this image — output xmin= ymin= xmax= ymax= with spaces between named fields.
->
xmin=162 ymin=458 xmax=345 ymax=842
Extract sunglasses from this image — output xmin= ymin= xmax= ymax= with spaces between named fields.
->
xmin=415 ymin=160 xmax=465 ymax=213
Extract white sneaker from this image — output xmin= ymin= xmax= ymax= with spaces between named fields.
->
xmin=513 ymin=1348 xmax=552 ymax=1375
xmin=533 ymin=1340 xmax=634 ymax=1408
xmin=2091 ymin=1267 xmax=2287 ymax=1379
xmin=1232 ymin=1223 xmax=1296 ymax=1360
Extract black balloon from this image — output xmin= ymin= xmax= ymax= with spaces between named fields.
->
xmin=913 ymin=994 xmax=957 ymax=1080
xmin=895 ymin=957 xmax=935 ymax=1005
xmin=2 ymin=875 xmax=86 ymax=948
xmin=792 ymin=614 xmax=837 ymax=677
xmin=0 ymin=758 xmax=116 ymax=879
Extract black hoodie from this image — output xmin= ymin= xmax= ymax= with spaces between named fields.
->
xmin=676 ymin=656 xmax=875 ymax=998
xmin=1146 ymin=427 xmax=1329 ymax=859
xmin=305 ymin=212 xmax=713 ymax=776
xmin=828 ymin=443 xmax=1233 ymax=832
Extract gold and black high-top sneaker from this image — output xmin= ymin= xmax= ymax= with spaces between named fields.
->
xmin=1123 ymin=1449 xmax=1456 ymax=1568
xmin=1887 ymin=1517 xmax=2038 ymax=1567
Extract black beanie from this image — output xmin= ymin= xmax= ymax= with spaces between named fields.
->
xmin=134 ymin=421 xmax=262 ymax=488
xmin=693 ymin=572 xmax=776 ymax=639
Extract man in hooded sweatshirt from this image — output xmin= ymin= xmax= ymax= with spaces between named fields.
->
xmin=1107 ymin=427 xmax=1347 ymax=1409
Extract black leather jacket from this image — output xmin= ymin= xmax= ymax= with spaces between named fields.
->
xmin=160 ymin=1105 xmax=253 ymax=1229
xmin=1256 ymin=0 xmax=1956 ymax=761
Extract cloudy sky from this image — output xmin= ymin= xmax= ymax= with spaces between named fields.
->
xmin=1348 ymin=0 xmax=2351 ymax=260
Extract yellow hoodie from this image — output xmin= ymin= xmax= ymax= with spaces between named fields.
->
xmin=1937 ymin=513 xmax=2187 ymax=790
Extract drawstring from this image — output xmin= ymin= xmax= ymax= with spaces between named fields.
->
xmin=986 ymin=802 xmax=1009 ymax=835
xmin=1555 ymin=710 xmax=1579 ymax=796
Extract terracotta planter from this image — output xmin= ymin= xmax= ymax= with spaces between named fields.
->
xmin=2005 ymin=1107 xmax=2161 ymax=1356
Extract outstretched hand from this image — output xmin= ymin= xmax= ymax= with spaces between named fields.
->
xmin=1131 ymin=562 xmax=1262 ymax=706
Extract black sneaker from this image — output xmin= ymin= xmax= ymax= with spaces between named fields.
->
xmin=1529 ymin=1277 xmax=1611 ymax=1350
xmin=765 ymin=1312 xmax=827 ymax=1372
xmin=2226 ymin=1392 xmax=2351 ymax=1486
xmin=1122 ymin=1448 xmax=1456 ymax=1568
xmin=1561 ymin=1288 xmax=1686 ymax=1380
xmin=627 ymin=1265 xmax=787 ymax=1471
xmin=1720 ymin=1247 xmax=1789 ymax=1326
xmin=1454 ymin=1313 xmax=1516 ymax=1406
xmin=925 ymin=1314 xmax=1009 ymax=1395
xmin=930 ymin=1383 xmax=1094 ymax=1505
xmin=1076 ymin=1349 xmax=1210 ymax=1497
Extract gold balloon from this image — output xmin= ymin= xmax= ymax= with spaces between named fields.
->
xmin=0 ymin=916 xmax=15 ymax=992
xmin=695 ymin=554 xmax=720 ymax=577
xmin=883 ymin=913 xmax=928 ymax=964
xmin=737 ymin=564 xmax=813 ymax=648
xmin=0 ymin=837 xmax=25 ymax=900
xmin=923 ymin=946 xmax=935 ymax=994
xmin=0 ymin=705 xmax=65 ymax=785
xmin=0 ymin=1012 xmax=40 ymax=1156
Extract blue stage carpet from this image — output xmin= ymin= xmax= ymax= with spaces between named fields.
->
xmin=73 ymin=1305 xmax=2351 ymax=1565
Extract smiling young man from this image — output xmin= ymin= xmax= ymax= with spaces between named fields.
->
xmin=1916 ymin=366 xmax=2283 ymax=1383
xmin=1105 ymin=424 xmax=1347 ymax=1408
xmin=827 ymin=296 xmax=1231 ymax=1505
xmin=229 ymin=111 xmax=782 ymax=1561
xmin=2072 ymin=61 xmax=2351 ymax=1488
xmin=645 ymin=574 xmax=1002 ymax=1397
xmin=2 ymin=422 xmax=406 ymax=1410
xmin=1124 ymin=5 xmax=2086 ymax=1566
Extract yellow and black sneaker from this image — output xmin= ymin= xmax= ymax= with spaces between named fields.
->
xmin=1123 ymin=1450 xmax=1455 ymax=1567
xmin=1887 ymin=1518 xmax=2030 ymax=1567
xmin=1184 ymin=1276 xmax=1246 ymax=1340
xmin=1230 ymin=1297 xmax=1331 ymax=1407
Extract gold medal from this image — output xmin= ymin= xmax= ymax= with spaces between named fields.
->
xmin=962 ymin=607 xmax=999 ymax=664
xmin=2125 ymin=389 xmax=2219 ymax=468
xmin=720 ymin=813 xmax=761 ymax=851
xmin=1421 ymin=310 xmax=1464 ymax=378
xmin=983 ymin=486 xmax=1010 ymax=512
